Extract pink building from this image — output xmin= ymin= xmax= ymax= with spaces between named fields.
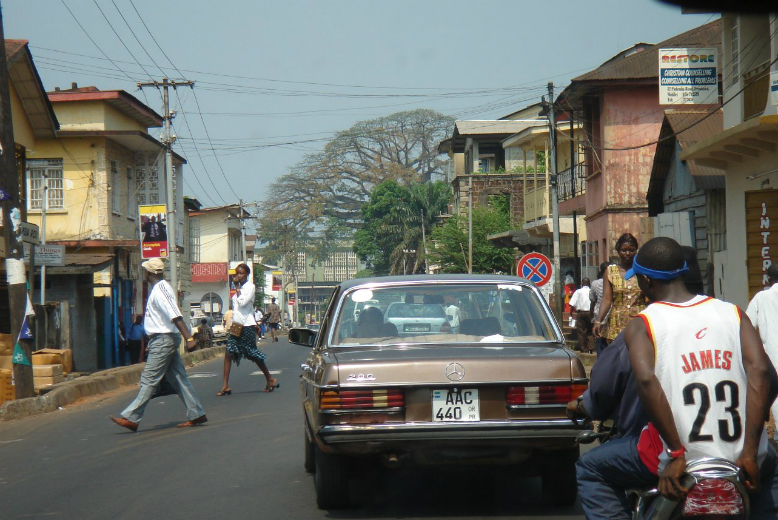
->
xmin=556 ymin=20 xmax=720 ymax=266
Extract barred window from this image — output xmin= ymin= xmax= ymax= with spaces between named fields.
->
xmin=27 ymin=159 xmax=64 ymax=210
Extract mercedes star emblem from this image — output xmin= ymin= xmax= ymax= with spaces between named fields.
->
xmin=445 ymin=362 xmax=465 ymax=381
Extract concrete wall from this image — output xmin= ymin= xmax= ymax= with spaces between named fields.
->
xmin=10 ymin=81 xmax=35 ymax=149
xmin=26 ymin=136 xmax=100 ymax=239
xmin=452 ymin=174 xmax=527 ymax=226
xmin=54 ymin=101 xmax=146 ymax=133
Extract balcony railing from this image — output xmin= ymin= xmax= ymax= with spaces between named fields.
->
xmin=743 ymin=61 xmax=770 ymax=120
xmin=557 ymin=162 xmax=587 ymax=202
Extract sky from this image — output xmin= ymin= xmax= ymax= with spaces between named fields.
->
xmin=3 ymin=0 xmax=716 ymax=212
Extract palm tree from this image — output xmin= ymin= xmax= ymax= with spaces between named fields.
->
xmin=381 ymin=182 xmax=451 ymax=275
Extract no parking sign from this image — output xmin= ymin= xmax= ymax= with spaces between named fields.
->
xmin=516 ymin=252 xmax=553 ymax=287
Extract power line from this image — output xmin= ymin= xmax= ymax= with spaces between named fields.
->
xmin=190 ymin=88 xmax=240 ymax=199
xmin=110 ymin=0 xmax=167 ymax=78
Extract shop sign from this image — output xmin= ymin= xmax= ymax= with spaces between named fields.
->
xmin=191 ymin=262 xmax=228 ymax=283
xmin=746 ymin=190 xmax=778 ymax=300
xmin=659 ymin=48 xmax=718 ymax=105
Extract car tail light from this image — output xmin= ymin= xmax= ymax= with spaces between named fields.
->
xmin=506 ymin=384 xmax=587 ymax=406
xmin=320 ymin=389 xmax=405 ymax=410
xmin=682 ymin=478 xmax=744 ymax=516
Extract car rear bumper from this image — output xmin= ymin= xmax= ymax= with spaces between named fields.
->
xmin=318 ymin=419 xmax=584 ymax=443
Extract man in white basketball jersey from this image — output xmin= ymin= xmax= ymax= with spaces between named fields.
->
xmin=577 ymin=237 xmax=778 ymax=520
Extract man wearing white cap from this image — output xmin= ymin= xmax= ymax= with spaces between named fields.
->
xmin=110 ymin=257 xmax=207 ymax=431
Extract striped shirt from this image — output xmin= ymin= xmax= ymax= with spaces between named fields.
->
xmin=144 ymin=279 xmax=183 ymax=334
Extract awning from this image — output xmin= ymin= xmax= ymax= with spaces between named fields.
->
xmin=39 ymin=254 xmax=114 ymax=275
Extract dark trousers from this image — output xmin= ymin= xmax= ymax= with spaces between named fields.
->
xmin=595 ymin=337 xmax=610 ymax=357
xmin=127 ymin=339 xmax=142 ymax=364
xmin=575 ymin=310 xmax=594 ymax=353
xmin=577 ymin=436 xmax=778 ymax=520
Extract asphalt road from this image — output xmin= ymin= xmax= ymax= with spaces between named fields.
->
xmin=0 ymin=336 xmax=587 ymax=520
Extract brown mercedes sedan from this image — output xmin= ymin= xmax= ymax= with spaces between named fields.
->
xmin=289 ymin=274 xmax=588 ymax=509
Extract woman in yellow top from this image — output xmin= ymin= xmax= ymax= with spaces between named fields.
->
xmin=593 ymin=233 xmax=646 ymax=344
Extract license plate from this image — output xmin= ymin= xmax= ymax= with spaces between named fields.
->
xmin=404 ymin=323 xmax=430 ymax=332
xmin=432 ymin=389 xmax=479 ymax=422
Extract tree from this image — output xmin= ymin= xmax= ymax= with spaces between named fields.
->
xmin=258 ymin=109 xmax=454 ymax=237
xmin=253 ymin=263 xmax=266 ymax=307
xmin=354 ymin=180 xmax=451 ymax=275
xmin=428 ymin=206 xmax=515 ymax=274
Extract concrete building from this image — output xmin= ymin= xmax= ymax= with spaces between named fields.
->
xmin=26 ymin=83 xmax=190 ymax=369
xmin=682 ymin=13 xmax=778 ymax=308
xmin=186 ymin=203 xmax=248 ymax=323
xmin=556 ymin=20 xmax=721 ymax=268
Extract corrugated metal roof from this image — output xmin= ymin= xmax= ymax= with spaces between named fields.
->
xmin=665 ymin=109 xmax=723 ymax=150
xmin=573 ymin=20 xmax=721 ymax=82
xmin=454 ymin=120 xmax=544 ymax=135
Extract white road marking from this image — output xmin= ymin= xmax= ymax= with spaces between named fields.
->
xmin=188 ymin=373 xmax=218 ymax=378
xmin=250 ymin=370 xmax=283 ymax=376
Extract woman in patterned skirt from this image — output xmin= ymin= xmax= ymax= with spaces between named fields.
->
xmin=592 ymin=233 xmax=647 ymax=346
xmin=217 ymin=263 xmax=279 ymax=396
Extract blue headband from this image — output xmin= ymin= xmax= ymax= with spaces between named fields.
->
xmin=624 ymin=258 xmax=689 ymax=280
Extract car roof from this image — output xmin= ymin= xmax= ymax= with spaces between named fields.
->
xmin=338 ymin=274 xmax=532 ymax=291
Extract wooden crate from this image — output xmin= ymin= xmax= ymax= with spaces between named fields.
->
xmin=0 ymin=369 xmax=15 ymax=406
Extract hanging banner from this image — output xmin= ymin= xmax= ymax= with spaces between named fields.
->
xmin=12 ymin=342 xmax=30 ymax=366
xmin=138 ymin=204 xmax=169 ymax=259
xmin=658 ymin=48 xmax=718 ymax=105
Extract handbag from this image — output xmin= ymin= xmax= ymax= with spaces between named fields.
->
xmin=229 ymin=322 xmax=244 ymax=337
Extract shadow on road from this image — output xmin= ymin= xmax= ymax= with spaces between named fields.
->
xmin=323 ymin=463 xmax=582 ymax=518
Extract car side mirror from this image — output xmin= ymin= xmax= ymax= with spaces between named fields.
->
xmin=289 ymin=328 xmax=316 ymax=348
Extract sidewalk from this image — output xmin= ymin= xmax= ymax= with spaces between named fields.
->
xmin=0 ymin=345 xmax=226 ymax=422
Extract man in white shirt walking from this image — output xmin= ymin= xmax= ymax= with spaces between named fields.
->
xmin=747 ymin=261 xmax=778 ymax=438
xmin=569 ymin=278 xmax=594 ymax=353
xmin=111 ymin=258 xmax=206 ymax=432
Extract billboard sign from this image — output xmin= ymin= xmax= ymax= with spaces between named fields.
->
xmin=659 ymin=48 xmax=718 ymax=105
xmin=138 ymin=204 xmax=169 ymax=259
xmin=272 ymin=271 xmax=282 ymax=291
xmin=191 ymin=262 xmax=229 ymax=283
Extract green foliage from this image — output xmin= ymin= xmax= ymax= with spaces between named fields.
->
xmin=354 ymin=180 xmax=452 ymax=275
xmin=354 ymin=268 xmax=373 ymax=279
xmin=427 ymin=206 xmax=515 ymax=274
xmin=253 ymin=263 xmax=266 ymax=307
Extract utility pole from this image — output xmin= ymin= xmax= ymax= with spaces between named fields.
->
xmin=0 ymin=4 xmax=34 ymax=397
xmin=421 ymin=209 xmax=428 ymax=275
xmin=239 ymin=199 xmax=246 ymax=263
xmin=468 ymin=176 xmax=473 ymax=274
xmin=137 ymin=78 xmax=194 ymax=301
xmin=548 ymin=82 xmax=563 ymax=323
xmin=40 ymin=171 xmax=46 ymax=304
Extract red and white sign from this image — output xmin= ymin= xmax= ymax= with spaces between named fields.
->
xmin=191 ymin=262 xmax=229 ymax=283
xmin=516 ymin=252 xmax=553 ymax=287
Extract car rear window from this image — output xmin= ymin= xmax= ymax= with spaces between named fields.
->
xmin=331 ymin=282 xmax=557 ymax=346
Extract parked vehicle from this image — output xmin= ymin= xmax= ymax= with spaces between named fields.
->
xmin=289 ymin=274 xmax=589 ymax=509
xmin=384 ymin=301 xmax=449 ymax=336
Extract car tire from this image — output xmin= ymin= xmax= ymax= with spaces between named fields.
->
xmin=541 ymin=447 xmax=579 ymax=506
xmin=314 ymin=446 xmax=350 ymax=509
xmin=304 ymin=430 xmax=315 ymax=474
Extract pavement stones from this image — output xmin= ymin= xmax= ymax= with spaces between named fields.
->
xmin=0 ymin=345 xmax=226 ymax=422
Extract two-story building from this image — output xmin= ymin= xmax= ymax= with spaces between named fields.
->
xmin=556 ymin=20 xmax=721 ymax=270
xmin=27 ymin=83 xmax=189 ymax=370
xmin=187 ymin=203 xmax=248 ymax=323
xmin=682 ymin=13 xmax=778 ymax=308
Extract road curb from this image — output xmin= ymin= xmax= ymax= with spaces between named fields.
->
xmin=0 ymin=345 xmax=226 ymax=422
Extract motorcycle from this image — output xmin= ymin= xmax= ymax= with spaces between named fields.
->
xmin=577 ymin=430 xmax=750 ymax=520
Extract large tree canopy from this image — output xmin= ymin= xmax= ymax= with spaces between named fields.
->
xmin=354 ymin=180 xmax=451 ymax=275
xmin=258 ymin=109 xmax=454 ymax=236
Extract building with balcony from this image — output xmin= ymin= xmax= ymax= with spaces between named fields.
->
xmin=556 ymin=20 xmax=721 ymax=274
xmin=682 ymin=13 xmax=778 ymax=308
xmin=501 ymin=117 xmax=589 ymax=278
